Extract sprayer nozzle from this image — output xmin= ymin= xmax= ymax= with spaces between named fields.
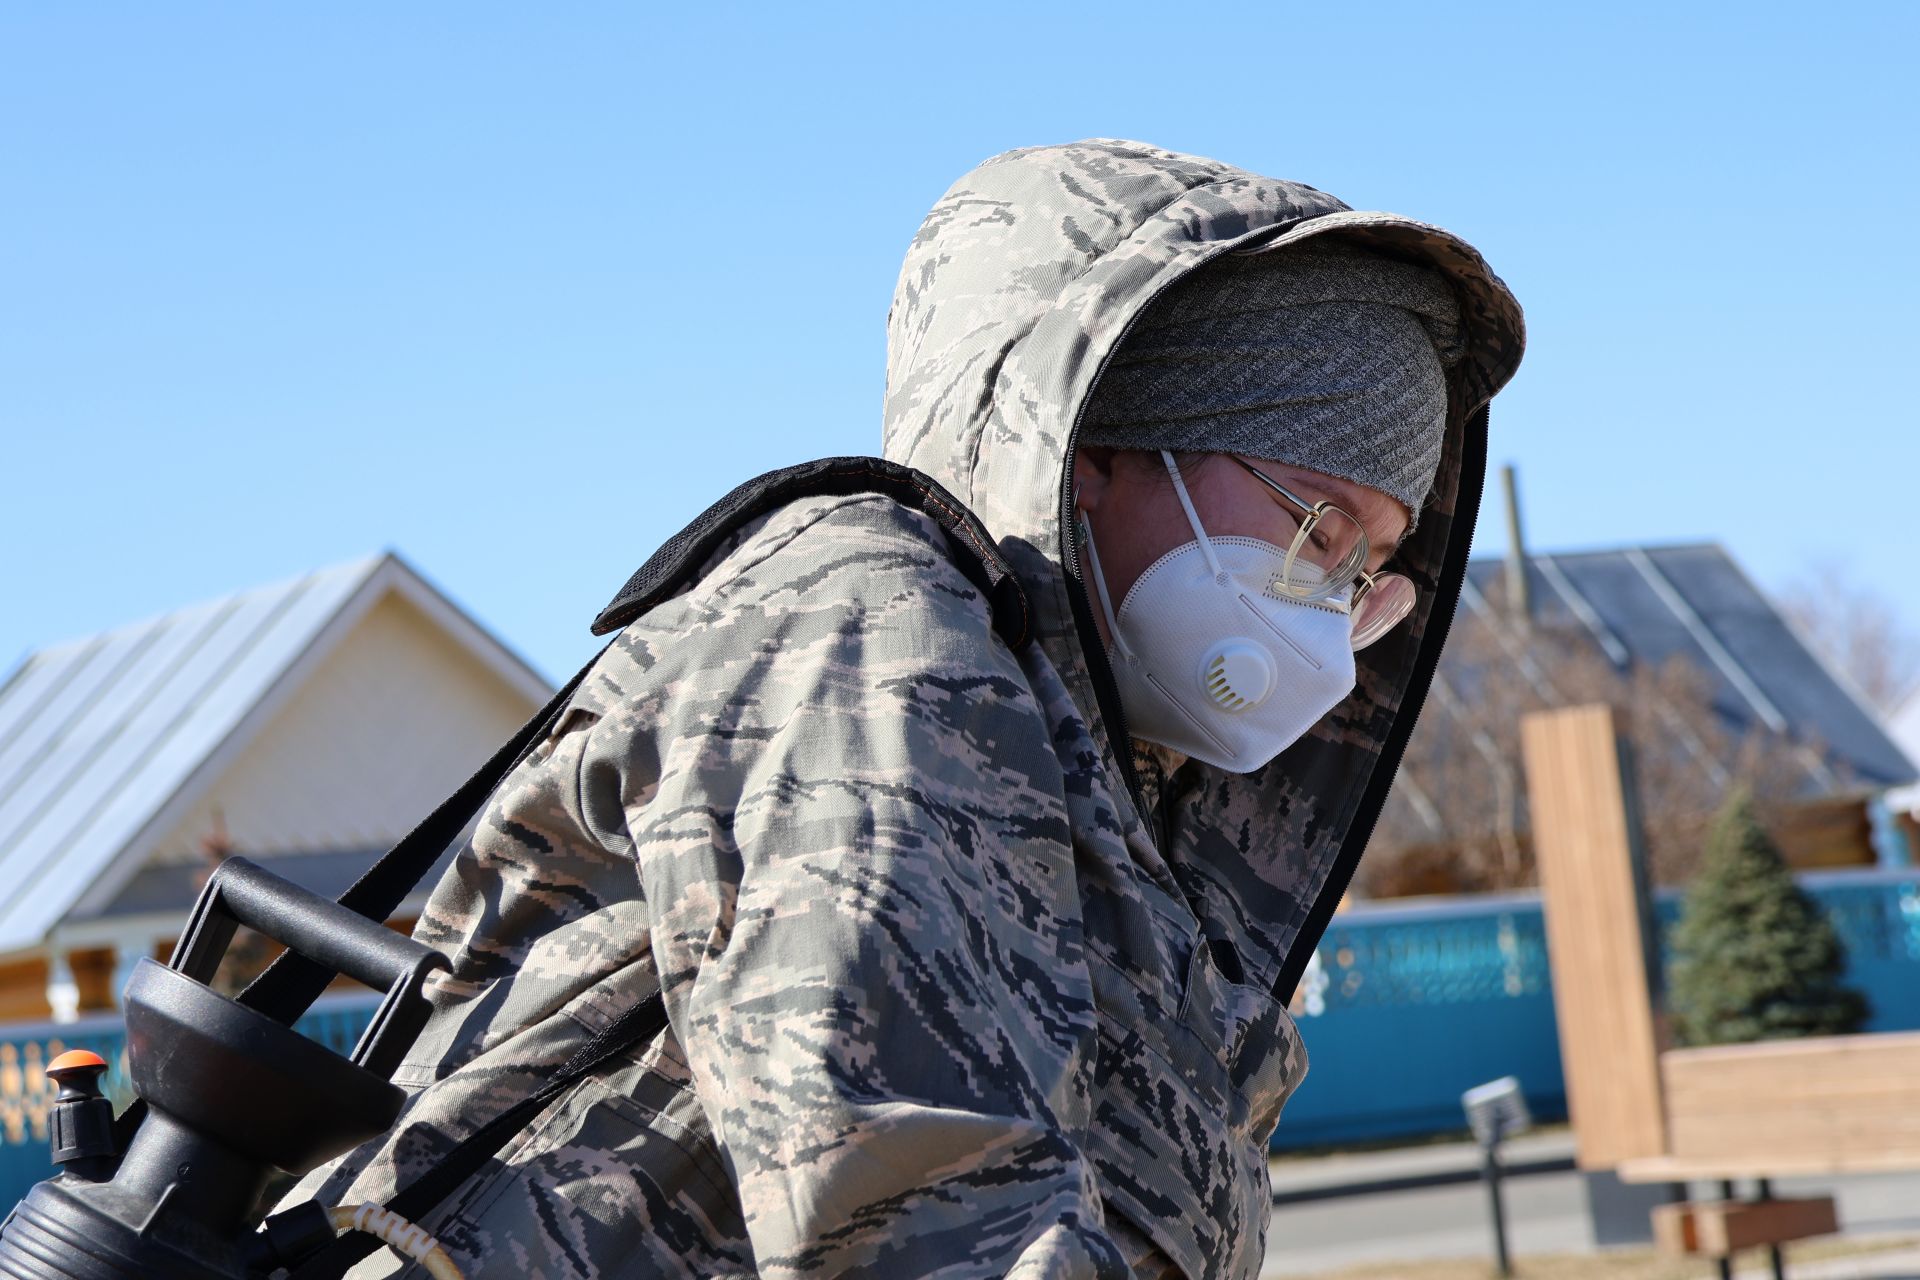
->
xmin=46 ymin=1048 xmax=116 ymax=1178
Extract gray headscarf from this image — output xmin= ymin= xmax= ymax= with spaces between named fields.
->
xmin=1080 ymin=241 xmax=1465 ymax=521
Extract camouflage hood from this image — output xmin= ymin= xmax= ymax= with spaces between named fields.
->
xmin=884 ymin=139 xmax=1524 ymax=997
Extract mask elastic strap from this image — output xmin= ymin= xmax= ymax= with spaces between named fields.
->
xmin=1078 ymin=511 xmax=1134 ymax=660
xmin=1160 ymin=451 xmax=1226 ymax=582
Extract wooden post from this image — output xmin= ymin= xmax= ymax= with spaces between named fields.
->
xmin=1520 ymin=705 xmax=1669 ymax=1169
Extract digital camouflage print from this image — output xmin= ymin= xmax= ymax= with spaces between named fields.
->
xmin=288 ymin=139 xmax=1523 ymax=1278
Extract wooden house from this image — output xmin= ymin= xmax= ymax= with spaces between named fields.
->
xmin=0 ymin=553 xmax=550 ymax=1024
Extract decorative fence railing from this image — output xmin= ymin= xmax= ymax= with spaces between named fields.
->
xmin=3 ymin=871 xmax=1916 ymax=1203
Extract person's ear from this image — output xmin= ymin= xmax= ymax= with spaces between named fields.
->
xmin=1073 ymin=446 xmax=1118 ymax=518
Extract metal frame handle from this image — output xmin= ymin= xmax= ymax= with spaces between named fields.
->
xmin=172 ymin=856 xmax=450 ymax=1080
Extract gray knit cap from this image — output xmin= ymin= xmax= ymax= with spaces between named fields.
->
xmin=1080 ymin=242 xmax=1466 ymax=519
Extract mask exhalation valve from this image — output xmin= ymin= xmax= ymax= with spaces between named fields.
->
xmin=1201 ymin=642 xmax=1276 ymax=712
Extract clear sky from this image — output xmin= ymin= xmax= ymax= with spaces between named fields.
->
xmin=4 ymin=3 xmax=1915 ymax=686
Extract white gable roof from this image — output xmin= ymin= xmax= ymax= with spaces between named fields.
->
xmin=1892 ymin=690 xmax=1920 ymax=767
xmin=0 ymin=554 xmax=549 ymax=955
xmin=1886 ymin=691 xmax=1920 ymax=814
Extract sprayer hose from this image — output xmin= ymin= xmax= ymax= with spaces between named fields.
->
xmin=329 ymin=1203 xmax=464 ymax=1280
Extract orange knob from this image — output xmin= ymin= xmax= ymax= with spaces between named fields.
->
xmin=47 ymin=1049 xmax=108 ymax=1081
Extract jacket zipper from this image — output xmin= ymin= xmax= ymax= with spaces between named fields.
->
xmin=1268 ymin=402 xmax=1491 ymax=1002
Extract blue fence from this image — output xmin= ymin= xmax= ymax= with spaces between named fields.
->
xmin=1272 ymin=867 xmax=1920 ymax=1150
xmin=4 ymin=871 xmax=1917 ymax=1205
xmin=1276 ymin=891 xmax=1565 ymax=1149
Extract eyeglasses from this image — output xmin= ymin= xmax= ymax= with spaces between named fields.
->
xmin=1225 ymin=455 xmax=1419 ymax=650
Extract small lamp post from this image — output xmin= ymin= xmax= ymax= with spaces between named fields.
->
xmin=1463 ymin=1076 xmax=1532 ymax=1278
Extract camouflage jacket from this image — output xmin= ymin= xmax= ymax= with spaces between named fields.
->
xmin=293 ymin=140 xmax=1523 ymax=1279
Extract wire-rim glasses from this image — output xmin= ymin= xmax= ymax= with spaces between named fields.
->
xmin=1224 ymin=455 xmax=1419 ymax=650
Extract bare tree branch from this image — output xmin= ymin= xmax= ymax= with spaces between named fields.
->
xmin=1775 ymin=560 xmax=1920 ymax=714
xmin=1368 ymin=576 xmax=1817 ymax=894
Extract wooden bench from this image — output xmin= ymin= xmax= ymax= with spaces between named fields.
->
xmin=1653 ymin=1196 xmax=1838 ymax=1265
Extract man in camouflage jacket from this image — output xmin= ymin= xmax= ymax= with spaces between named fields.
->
xmin=293 ymin=139 xmax=1524 ymax=1278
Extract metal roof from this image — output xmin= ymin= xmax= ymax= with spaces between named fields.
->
xmin=0 ymin=554 xmax=548 ymax=956
xmin=1462 ymin=543 xmax=1915 ymax=792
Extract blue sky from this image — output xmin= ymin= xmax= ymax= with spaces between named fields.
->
xmin=4 ymin=3 xmax=1915 ymax=686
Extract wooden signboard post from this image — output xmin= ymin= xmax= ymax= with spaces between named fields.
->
xmin=1514 ymin=705 xmax=1920 ymax=1276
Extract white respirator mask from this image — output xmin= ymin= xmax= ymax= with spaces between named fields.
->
xmin=1079 ymin=451 xmax=1358 ymax=774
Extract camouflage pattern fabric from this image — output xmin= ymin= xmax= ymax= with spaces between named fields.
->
xmin=287 ymin=139 xmax=1523 ymax=1278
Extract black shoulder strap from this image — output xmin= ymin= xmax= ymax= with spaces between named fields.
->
xmin=230 ymin=658 xmax=602 ymax=1026
xmin=593 ymin=455 xmax=1032 ymax=649
xmin=110 ymin=653 xmax=607 ymax=1152
xmin=242 ymin=457 xmax=1024 ymax=1273
xmin=238 ymin=457 xmax=1021 ymax=1034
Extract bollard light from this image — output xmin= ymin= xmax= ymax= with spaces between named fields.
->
xmin=1463 ymin=1076 xmax=1531 ymax=1277
xmin=1464 ymin=1075 xmax=1532 ymax=1146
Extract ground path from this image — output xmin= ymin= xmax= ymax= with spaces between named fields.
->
xmin=1262 ymin=1133 xmax=1920 ymax=1278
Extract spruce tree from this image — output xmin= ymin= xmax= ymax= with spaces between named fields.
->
xmin=1666 ymin=788 xmax=1870 ymax=1047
